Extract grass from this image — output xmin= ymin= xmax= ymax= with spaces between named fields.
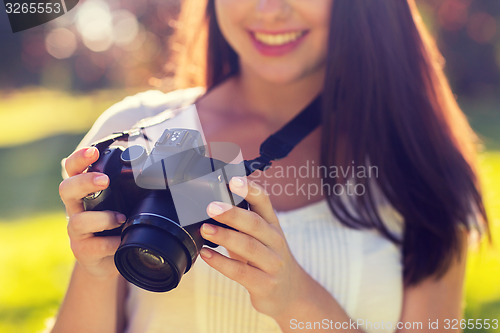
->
xmin=0 ymin=87 xmax=138 ymax=147
xmin=464 ymin=152 xmax=500 ymax=332
xmin=0 ymin=88 xmax=499 ymax=332
xmin=460 ymin=95 xmax=500 ymax=151
xmin=0 ymin=213 xmax=74 ymax=333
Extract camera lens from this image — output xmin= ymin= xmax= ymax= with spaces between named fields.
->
xmin=137 ymin=248 xmax=165 ymax=270
xmin=113 ymin=191 xmax=205 ymax=292
xmin=123 ymin=247 xmax=174 ymax=285
xmin=114 ymin=213 xmax=197 ymax=292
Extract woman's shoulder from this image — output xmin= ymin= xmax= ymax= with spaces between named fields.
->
xmin=78 ymin=87 xmax=205 ymax=148
xmin=123 ymin=87 xmax=205 ymax=111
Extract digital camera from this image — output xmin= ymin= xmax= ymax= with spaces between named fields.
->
xmin=83 ymin=128 xmax=247 ymax=292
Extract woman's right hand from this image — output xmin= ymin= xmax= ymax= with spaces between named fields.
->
xmin=59 ymin=147 xmax=126 ymax=279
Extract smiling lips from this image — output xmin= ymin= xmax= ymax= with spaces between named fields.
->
xmin=253 ymin=31 xmax=306 ymax=46
xmin=249 ymin=30 xmax=308 ymax=56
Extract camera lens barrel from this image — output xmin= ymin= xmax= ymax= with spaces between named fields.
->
xmin=115 ymin=219 xmax=192 ymax=292
xmin=113 ymin=189 xmax=200 ymax=292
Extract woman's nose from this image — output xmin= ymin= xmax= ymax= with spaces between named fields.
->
xmin=255 ymin=0 xmax=291 ymax=21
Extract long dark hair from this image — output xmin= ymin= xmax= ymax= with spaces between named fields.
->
xmin=170 ymin=0 xmax=489 ymax=286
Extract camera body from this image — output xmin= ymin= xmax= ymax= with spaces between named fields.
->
xmin=83 ymin=128 xmax=247 ymax=292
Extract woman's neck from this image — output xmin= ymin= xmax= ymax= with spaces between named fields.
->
xmin=228 ymin=66 xmax=325 ymax=125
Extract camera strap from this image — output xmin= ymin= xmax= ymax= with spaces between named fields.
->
xmin=91 ymin=128 xmax=147 ymax=152
xmin=244 ymin=95 xmax=322 ymax=175
xmin=89 ymin=96 xmax=323 ymax=177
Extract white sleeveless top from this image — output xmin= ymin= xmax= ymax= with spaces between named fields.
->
xmin=80 ymin=88 xmax=404 ymax=333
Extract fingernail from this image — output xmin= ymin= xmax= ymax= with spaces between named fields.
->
xmin=94 ymin=175 xmax=109 ymax=186
xmin=208 ymin=202 xmax=224 ymax=216
xmin=116 ymin=213 xmax=126 ymax=223
xmin=200 ymin=248 xmax=213 ymax=259
xmin=202 ymin=223 xmax=217 ymax=235
xmin=231 ymin=177 xmax=245 ymax=187
xmin=85 ymin=147 xmax=96 ymax=158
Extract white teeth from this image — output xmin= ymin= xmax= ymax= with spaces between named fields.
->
xmin=254 ymin=31 xmax=305 ymax=46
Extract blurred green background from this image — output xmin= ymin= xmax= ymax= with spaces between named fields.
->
xmin=0 ymin=0 xmax=499 ymax=332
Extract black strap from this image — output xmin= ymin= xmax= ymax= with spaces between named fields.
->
xmin=244 ymin=96 xmax=322 ymax=175
xmin=92 ymin=128 xmax=152 ymax=153
xmin=93 ymin=132 xmax=130 ymax=152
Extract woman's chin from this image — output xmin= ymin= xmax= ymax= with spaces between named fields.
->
xmin=253 ymin=69 xmax=308 ymax=86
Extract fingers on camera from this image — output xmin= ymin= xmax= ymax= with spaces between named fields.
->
xmin=64 ymin=147 xmax=99 ymax=177
xmin=59 ymin=173 xmax=109 ymax=205
xmin=68 ymin=211 xmax=125 ymax=238
xmin=73 ymin=236 xmax=121 ymax=260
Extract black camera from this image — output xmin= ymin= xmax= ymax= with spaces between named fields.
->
xmin=83 ymin=128 xmax=247 ymax=292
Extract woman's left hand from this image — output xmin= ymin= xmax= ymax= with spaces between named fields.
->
xmin=200 ymin=176 xmax=312 ymax=320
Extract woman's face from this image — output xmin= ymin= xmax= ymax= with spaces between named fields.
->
xmin=215 ymin=0 xmax=332 ymax=84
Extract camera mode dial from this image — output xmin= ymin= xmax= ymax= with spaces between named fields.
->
xmin=120 ymin=145 xmax=147 ymax=166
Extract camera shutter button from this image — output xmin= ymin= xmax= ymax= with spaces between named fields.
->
xmin=121 ymin=145 xmax=147 ymax=166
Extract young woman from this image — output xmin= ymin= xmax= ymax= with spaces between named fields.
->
xmin=53 ymin=0 xmax=488 ymax=332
